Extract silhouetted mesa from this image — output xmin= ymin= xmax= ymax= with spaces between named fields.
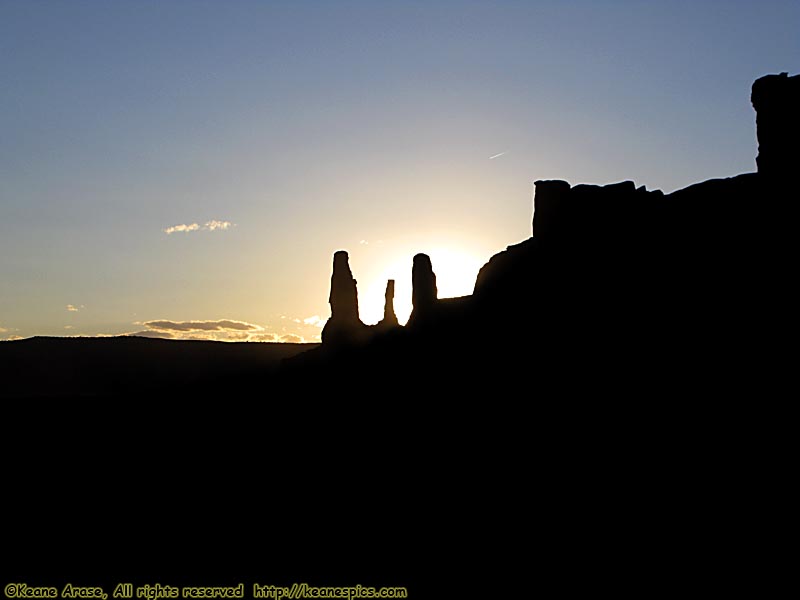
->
xmin=530 ymin=179 xmax=570 ymax=241
xmin=304 ymin=72 xmax=796 ymax=386
xmin=751 ymin=72 xmax=800 ymax=178
xmin=321 ymin=250 xmax=368 ymax=346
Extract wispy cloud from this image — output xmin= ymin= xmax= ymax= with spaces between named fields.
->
xmin=66 ymin=304 xmax=81 ymax=312
xmin=303 ymin=315 xmax=325 ymax=328
xmin=163 ymin=220 xmax=234 ymax=234
xmin=164 ymin=223 xmax=200 ymax=234
xmin=116 ymin=317 xmax=321 ymax=343
xmin=279 ymin=334 xmax=304 ymax=343
xmin=144 ymin=319 xmax=259 ymax=332
xmin=204 ymin=220 xmax=232 ymax=231
xmin=1 ymin=325 xmax=23 ymax=341
xmin=488 ymin=151 xmax=507 ymax=160
xmin=250 ymin=332 xmax=278 ymax=342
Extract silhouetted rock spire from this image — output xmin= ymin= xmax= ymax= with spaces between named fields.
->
xmin=412 ymin=254 xmax=437 ymax=310
xmin=329 ymin=251 xmax=359 ymax=318
xmin=321 ymin=250 xmax=367 ymax=345
xmin=751 ymin=72 xmax=800 ymax=178
xmin=407 ymin=254 xmax=438 ymax=328
xmin=376 ymin=279 xmax=399 ymax=329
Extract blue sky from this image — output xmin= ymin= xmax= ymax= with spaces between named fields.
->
xmin=1 ymin=1 xmax=797 ymax=341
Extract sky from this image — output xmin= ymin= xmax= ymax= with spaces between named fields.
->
xmin=1 ymin=0 xmax=798 ymax=342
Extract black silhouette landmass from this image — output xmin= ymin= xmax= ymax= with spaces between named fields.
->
xmin=1 ymin=72 xmax=796 ymax=401
xmin=1 ymin=72 xmax=796 ymax=594
xmin=0 ymin=336 xmax=314 ymax=398
xmin=284 ymin=72 xmax=798 ymax=401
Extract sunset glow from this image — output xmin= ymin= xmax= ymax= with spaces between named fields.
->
xmin=1 ymin=1 xmax=796 ymax=342
xmin=359 ymin=246 xmax=486 ymax=325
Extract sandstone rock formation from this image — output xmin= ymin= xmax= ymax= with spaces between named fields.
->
xmin=407 ymin=253 xmax=438 ymax=328
xmin=751 ymin=72 xmax=799 ymax=178
xmin=375 ymin=279 xmax=399 ymax=330
xmin=321 ymin=250 xmax=367 ymax=346
xmin=304 ymin=72 xmax=795 ymax=390
xmin=531 ymin=179 xmax=570 ymax=241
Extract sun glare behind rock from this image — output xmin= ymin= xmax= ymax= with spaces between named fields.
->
xmin=359 ymin=247 xmax=485 ymax=326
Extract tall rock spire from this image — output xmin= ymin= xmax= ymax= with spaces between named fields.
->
xmin=407 ymin=253 xmax=438 ymax=328
xmin=381 ymin=279 xmax=399 ymax=327
xmin=321 ymin=251 xmax=367 ymax=345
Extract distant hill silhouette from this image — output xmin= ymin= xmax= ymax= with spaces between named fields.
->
xmin=0 ymin=336 xmax=314 ymax=398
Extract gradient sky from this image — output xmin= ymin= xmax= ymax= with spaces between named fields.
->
xmin=1 ymin=1 xmax=798 ymax=342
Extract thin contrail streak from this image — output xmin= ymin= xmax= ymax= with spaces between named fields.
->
xmin=489 ymin=152 xmax=507 ymax=160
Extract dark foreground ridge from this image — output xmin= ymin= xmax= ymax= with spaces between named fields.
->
xmin=0 ymin=336 xmax=314 ymax=398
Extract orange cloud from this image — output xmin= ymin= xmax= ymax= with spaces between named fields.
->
xmin=144 ymin=319 xmax=258 ymax=332
xmin=279 ymin=334 xmax=304 ymax=343
xmin=7 ymin=318 xmax=314 ymax=344
xmin=249 ymin=333 xmax=278 ymax=342
xmin=303 ymin=315 xmax=325 ymax=327
xmin=126 ymin=319 xmax=312 ymax=343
